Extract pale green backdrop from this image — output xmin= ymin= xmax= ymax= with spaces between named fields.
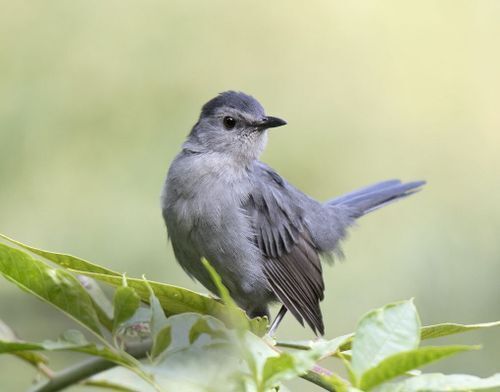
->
xmin=1 ymin=1 xmax=499 ymax=391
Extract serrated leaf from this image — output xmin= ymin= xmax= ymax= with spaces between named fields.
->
xmin=75 ymin=271 xmax=267 ymax=335
xmin=113 ymin=286 xmax=141 ymax=334
xmin=421 ymin=321 xmax=500 ymax=340
xmin=351 ymin=300 xmax=421 ymax=380
xmin=375 ymin=373 xmax=500 ymax=392
xmin=0 ymin=243 xmax=103 ymax=337
xmin=0 ymin=233 xmax=119 ymax=276
xmin=360 ymin=345 xmax=480 ymax=390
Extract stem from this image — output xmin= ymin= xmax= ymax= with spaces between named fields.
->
xmin=272 ymin=341 xmax=336 ymax=391
xmin=36 ymin=363 xmax=55 ymax=379
xmin=275 ymin=340 xmax=313 ymax=350
xmin=29 ymin=357 xmax=115 ymax=392
xmin=29 ymin=341 xmax=151 ymax=392
xmin=302 ymin=369 xmax=336 ymax=392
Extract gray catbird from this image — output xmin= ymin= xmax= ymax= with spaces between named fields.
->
xmin=162 ymin=91 xmax=424 ymax=335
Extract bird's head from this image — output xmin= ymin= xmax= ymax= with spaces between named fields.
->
xmin=185 ymin=91 xmax=286 ymax=163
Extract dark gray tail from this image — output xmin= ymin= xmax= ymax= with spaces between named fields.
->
xmin=328 ymin=179 xmax=426 ymax=218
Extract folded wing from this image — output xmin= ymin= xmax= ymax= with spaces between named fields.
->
xmin=245 ymin=163 xmax=325 ymax=335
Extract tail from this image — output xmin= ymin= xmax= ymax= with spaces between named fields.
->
xmin=327 ymin=179 xmax=426 ymax=218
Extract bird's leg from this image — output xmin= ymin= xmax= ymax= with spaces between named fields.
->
xmin=268 ymin=305 xmax=288 ymax=336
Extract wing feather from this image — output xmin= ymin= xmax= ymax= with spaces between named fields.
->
xmin=245 ymin=163 xmax=325 ymax=335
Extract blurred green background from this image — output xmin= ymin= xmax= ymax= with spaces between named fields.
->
xmin=1 ymin=1 xmax=499 ymax=390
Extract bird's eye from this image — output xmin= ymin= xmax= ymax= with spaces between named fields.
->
xmin=223 ymin=116 xmax=237 ymax=130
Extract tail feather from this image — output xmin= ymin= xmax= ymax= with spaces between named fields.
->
xmin=328 ymin=180 xmax=426 ymax=218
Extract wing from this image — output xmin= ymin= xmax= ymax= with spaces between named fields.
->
xmin=245 ymin=163 xmax=325 ymax=335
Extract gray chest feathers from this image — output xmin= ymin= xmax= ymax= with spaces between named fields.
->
xmin=164 ymin=152 xmax=253 ymax=236
xmin=162 ymin=152 xmax=270 ymax=305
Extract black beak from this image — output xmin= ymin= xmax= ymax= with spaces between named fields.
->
xmin=257 ymin=116 xmax=287 ymax=129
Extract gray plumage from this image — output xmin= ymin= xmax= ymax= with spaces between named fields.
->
xmin=162 ymin=91 xmax=424 ymax=335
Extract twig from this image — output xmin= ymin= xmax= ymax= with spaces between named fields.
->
xmin=29 ymin=341 xmax=151 ymax=392
xmin=302 ymin=369 xmax=336 ymax=391
xmin=36 ymin=363 xmax=55 ymax=379
xmin=272 ymin=341 xmax=336 ymax=390
xmin=29 ymin=357 xmax=115 ymax=392
xmin=275 ymin=340 xmax=313 ymax=350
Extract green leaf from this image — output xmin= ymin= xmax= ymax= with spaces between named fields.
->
xmin=0 ymin=319 xmax=48 ymax=368
xmin=0 ymin=330 xmax=132 ymax=367
xmin=188 ymin=316 xmax=228 ymax=344
xmin=201 ymin=258 xmax=237 ymax=308
xmin=77 ymin=274 xmax=114 ymax=331
xmin=0 ymin=330 xmax=157 ymax=390
xmin=334 ymin=321 xmax=500 ymax=353
xmin=144 ymin=281 xmax=171 ymax=358
xmin=150 ymin=326 xmax=171 ymax=359
xmin=421 ymin=321 xmax=500 ymax=340
xmin=79 ymin=271 xmax=224 ymax=315
xmin=261 ymin=335 xmax=351 ymax=390
xmin=360 ymin=345 xmax=480 ymax=390
xmin=94 ymin=343 xmax=245 ymax=392
xmin=88 ymin=367 xmax=155 ymax=392
xmin=326 ymin=372 xmax=351 ymax=392
xmin=262 ymin=353 xmax=308 ymax=389
xmin=149 ymin=309 xmax=232 ymax=365
xmin=0 ymin=233 xmax=119 ymax=276
xmin=237 ymin=330 xmax=278 ymax=386
xmin=351 ymin=300 xmax=421 ymax=380
xmin=147 ymin=313 xmax=240 ymax=392
xmin=76 ymin=271 xmax=267 ymax=335
xmin=146 ymin=280 xmax=169 ymax=335
xmin=113 ymin=285 xmax=141 ymax=334
xmin=375 ymin=373 xmax=500 ymax=392
xmin=84 ymin=378 xmax=143 ymax=392
xmin=0 ymin=243 xmax=103 ymax=337
xmin=309 ymin=335 xmax=354 ymax=358
xmin=201 ymin=258 xmax=250 ymax=330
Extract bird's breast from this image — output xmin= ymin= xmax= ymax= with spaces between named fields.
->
xmin=163 ymin=152 xmax=255 ymax=238
xmin=163 ymin=153 xmax=267 ymax=304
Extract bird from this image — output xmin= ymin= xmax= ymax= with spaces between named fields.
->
xmin=161 ymin=91 xmax=424 ymax=335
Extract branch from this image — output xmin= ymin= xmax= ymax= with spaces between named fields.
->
xmin=275 ymin=340 xmax=313 ymax=350
xmin=29 ymin=357 xmax=115 ymax=392
xmin=29 ymin=341 xmax=151 ymax=392
xmin=303 ymin=368 xmax=336 ymax=391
